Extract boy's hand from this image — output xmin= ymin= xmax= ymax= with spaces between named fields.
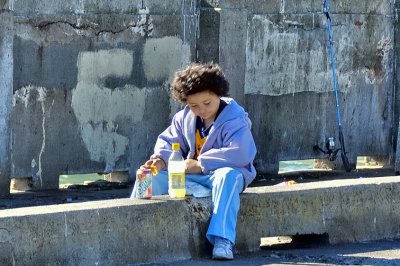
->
xmin=185 ymin=159 xmax=202 ymax=174
xmin=143 ymin=158 xmax=165 ymax=174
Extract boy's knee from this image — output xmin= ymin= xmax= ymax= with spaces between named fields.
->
xmin=214 ymin=167 xmax=241 ymax=179
xmin=213 ymin=167 xmax=243 ymax=187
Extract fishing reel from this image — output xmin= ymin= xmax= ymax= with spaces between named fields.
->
xmin=313 ymin=137 xmax=340 ymax=161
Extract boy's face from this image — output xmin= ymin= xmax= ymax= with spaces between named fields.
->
xmin=186 ymin=91 xmax=220 ymax=122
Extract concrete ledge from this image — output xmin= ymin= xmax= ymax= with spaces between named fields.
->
xmin=0 ymin=176 xmax=399 ymax=264
xmin=237 ymin=176 xmax=400 ymax=252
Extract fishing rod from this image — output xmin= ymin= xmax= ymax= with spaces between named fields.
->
xmin=313 ymin=0 xmax=352 ymax=172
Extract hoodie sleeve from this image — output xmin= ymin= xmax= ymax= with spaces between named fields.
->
xmin=198 ymin=116 xmax=257 ymax=173
xmin=151 ymin=111 xmax=188 ymax=165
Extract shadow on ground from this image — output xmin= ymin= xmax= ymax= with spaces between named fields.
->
xmin=252 ymin=167 xmax=397 ymax=187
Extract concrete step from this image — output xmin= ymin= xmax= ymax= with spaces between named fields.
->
xmin=0 ymin=176 xmax=399 ymax=265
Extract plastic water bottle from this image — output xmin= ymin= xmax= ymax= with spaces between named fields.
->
xmin=168 ymin=142 xmax=186 ymax=198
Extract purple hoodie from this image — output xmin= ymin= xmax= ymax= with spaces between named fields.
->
xmin=151 ymin=97 xmax=257 ymax=187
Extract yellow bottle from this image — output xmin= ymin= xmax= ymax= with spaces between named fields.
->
xmin=168 ymin=143 xmax=186 ymax=198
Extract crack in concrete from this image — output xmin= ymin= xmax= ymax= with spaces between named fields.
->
xmin=35 ymin=20 xmax=92 ymax=30
xmin=22 ymin=18 xmax=154 ymax=37
xmin=94 ymin=22 xmax=153 ymax=37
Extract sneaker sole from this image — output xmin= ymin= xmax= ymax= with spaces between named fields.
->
xmin=212 ymin=254 xmax=234 ymax=260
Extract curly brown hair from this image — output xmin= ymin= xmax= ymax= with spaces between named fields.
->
xmin=171 ymin=63 xmax=230 ymax=103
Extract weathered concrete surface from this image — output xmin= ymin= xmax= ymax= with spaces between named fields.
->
xmin=245 ymin=14 xmax=393 ymax=96
xmin=12 ymin=0 xmax=197 ymax=16
xmin=0 ymin=198 xmax=198 ymax=265
xmin=197 ymin=2 xmax=220 ymax=64
xmin=0 ymin=176 xmax=399 ymax=264
xmin=219 ymin=0 xmax=395 ymax=14
xmin=237 ymin=176 xmax=400 ymax=252
xmin=0 ymin=10 xmax=13 ymax=197
xmin=219 ymin=9 xmax=248 ymax=106
xmin=217 ymin=0 xmax=396 ymax=173
xmin=0 ymin=0 xmax=10 ymax=10
xmin=1 ymin=0 xmax=399 ymax=191
xmin=11 ymin=0 xmax=197 ymax=189
xmin=395 ymin=1 xmax=400 ymax=173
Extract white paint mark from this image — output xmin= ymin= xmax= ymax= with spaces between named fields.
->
xmin=143 ymin=36 xmax=191 ymax=83
xmin=76 ymin=0 xmax=85 ymax=15
xmin=13 ymin=87 xmax=29 ymax=108
xmin=322 ymin=200 xmax=326 ymax=226
xmin=11 ymin=251 xmax=15 ymax=266
xmin=134 ymin=6 xmax=153 ymax=37
xmin=165 ymin=230 xmax=169 ymax=248
xmin=312 ymin=14 xmax=315 ymax=29
xmin=72 ymin=40 xmax=190 ymax=167
xmin=77 ymin=49 xmax=132 ymax=84
xmin=72 ymin=49 xmax=143 ymax=166
xmin=280 ymin=0 xmax=285 ymax=14
xmin=64 ymin=213 xmax=68 ymax=238
xmin=31 ymin=159 xmax=37 ymax=168
xmin=283 ymin=20 xmax=304 ymax=27
xmin=362 ymin=37 xmax=392 ymax=85
xmin=36 ymin=90 xmax=52 ymax=188
xmin=14 ymin=86 xmax=49 ymax=187
xmin=143 ymin=39 xmax=191 ymax=119
xmin=138 ymin=6 xmax=150 ymax=15
xmin=13 ymin=86 xmax=47 ymax=107
xmin=195 ymin=8 xmax=201 ymax=39
xmin=183 ymin=14 xmax=186 ymax=42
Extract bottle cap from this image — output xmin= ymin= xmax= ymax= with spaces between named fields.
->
xmin=172 ymin=143 xmax=180 ymax=151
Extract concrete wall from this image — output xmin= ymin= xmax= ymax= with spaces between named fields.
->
xmin=216 ymin=0 xmax=396 ymax=173
xmin=395 ymin=1 xmax=400 ymax=173
xmin=10 ymin=0 xmax=197 ymax=189
xmin=0 ymin=8 xmax=13 ymax=197
xmin=0 ymin=0 xmax=398 ymax=191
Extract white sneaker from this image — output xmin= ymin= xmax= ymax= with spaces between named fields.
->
xmin=212 ymin=237 xmax=234 ymax=260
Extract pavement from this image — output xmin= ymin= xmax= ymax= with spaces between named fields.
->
xmin=141 ymin=239 xmax=400 ymax=266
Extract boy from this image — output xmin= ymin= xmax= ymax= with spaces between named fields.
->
xmin=134 ymin=63 xmax=257 ymax=259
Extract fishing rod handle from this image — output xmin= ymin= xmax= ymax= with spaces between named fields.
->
xmin=323 ymin=0 xmax=329 ymax=13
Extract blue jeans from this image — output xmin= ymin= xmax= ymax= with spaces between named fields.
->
xmin=132 ymin=167 xmax=244 ymax=245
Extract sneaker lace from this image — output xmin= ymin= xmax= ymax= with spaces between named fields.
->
xmin=216 ymin=237 xmax=232 ymax=251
